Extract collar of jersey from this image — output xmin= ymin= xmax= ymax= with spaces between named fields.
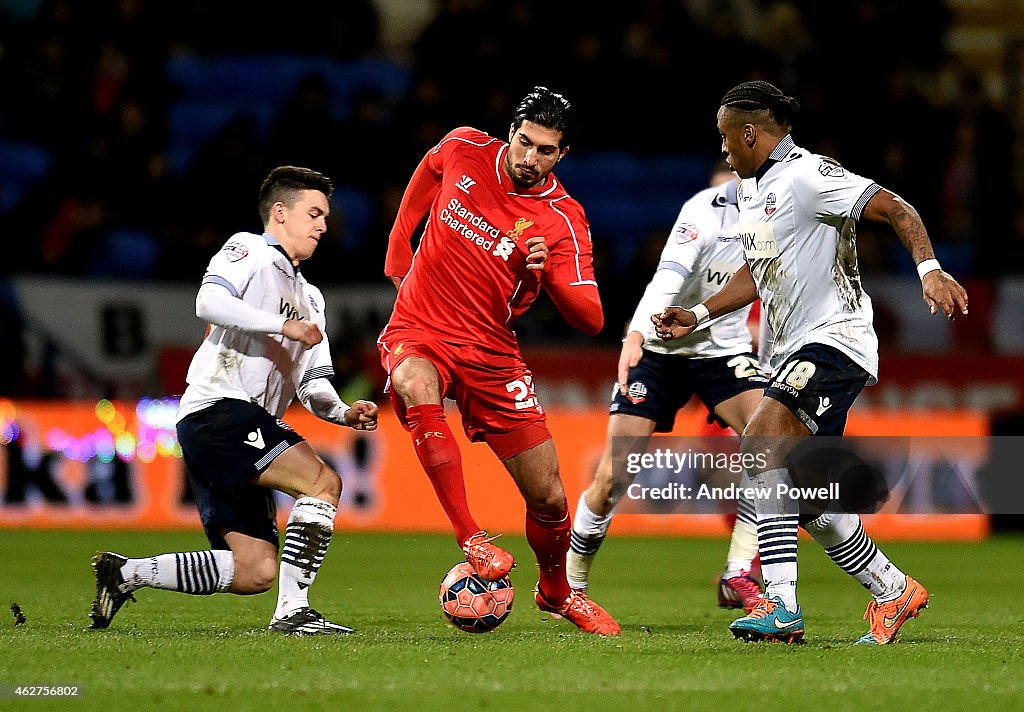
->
xmin=755 ymin=133 xmax=798 ymax=183
xmin=713 ymin=179 xmax=739 ymax=208
xmin=262 ymin=232 xmax=301 ymax=275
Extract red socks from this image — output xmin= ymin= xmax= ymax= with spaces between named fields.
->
xmin=527 ymin=507 xmax=571 ymax=604
xmin=406 ymin=404 xmax=479 ymax=544
xmin=407 ymin=403 xmax=572 ymax=604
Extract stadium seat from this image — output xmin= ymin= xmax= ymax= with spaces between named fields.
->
xmin=166 ymin=103 xmax=275 ymax=175
xmin=88 ymin=229 xmax=160 ymax=279
xmin=325 ymin=57 xmax=410 ymax=119
xmin=167 ymin=53 xmax=410 ymax=119
xmin=0 ymin=140 xmax=52 ymax=212
xmin=332 ymin=188 xmax=374 ymax=249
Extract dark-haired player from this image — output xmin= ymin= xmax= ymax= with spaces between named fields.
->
xmin=89 ymin=166 xmax=379 ymax=635
xmin=655 ymin=81 xmax=968 ymax=644
xmin=379 ymin=86 xmax=619 ymax=635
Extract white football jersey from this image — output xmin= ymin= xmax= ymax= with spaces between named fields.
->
xmin=737 ymin=135 xmax=881 ymax=382
xmin=630 ymin=179 xmax=754 ymax=358
xmin=176 ymin=232 xmax=335 ymax=421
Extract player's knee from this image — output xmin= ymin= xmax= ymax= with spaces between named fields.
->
xmin=526 ymin=490 xmax=567 ymax=517
xmin=391 ymin=363 xmax=440 ymax=405
xmin=309 ymin=461 xmax=342 ymax=504
xmin=235 ymin=557 xmax=277 ymax=594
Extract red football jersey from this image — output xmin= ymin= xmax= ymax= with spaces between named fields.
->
xmin=382 ymin=127 xmax=603 ymax=351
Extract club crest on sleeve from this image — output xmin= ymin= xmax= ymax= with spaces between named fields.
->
xmin=222 ymin=241 xmax=249 ymax=262
xmin=818 ymin=158 xmax=845 ymax=178
xmin=675 ymin=222 xmax=700 ymax=244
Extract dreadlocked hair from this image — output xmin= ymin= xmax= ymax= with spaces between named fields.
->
xmin=720 ymin=81 xmax=800 ymax=128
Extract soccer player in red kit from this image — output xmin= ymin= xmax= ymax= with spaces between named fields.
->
xmin=378 ymin=86 xmax=620 ymax=635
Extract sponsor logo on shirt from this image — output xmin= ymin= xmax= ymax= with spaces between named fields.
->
xmin=279 ymin=298 xmax=305 ymax=321
xmin=739 ymin=222 xmax=779 ymax=259
xmin=493 ymin=236 xmax=517 ymax=260
xmin=675 ymin=221 xmax=700 ymax=244
xmin=222 ymin=241 xmax=249 ymax=262
xmin=455 ymin=174 xmax=476 ymax=194
xmin=704 ymin=262 xmax=736 ymax=288
xmin=765 ymin=193 xmax=777 ymax=216
xmin=440 ymin=197 xmax=502 ymax=248
xmin=439 ymin=198 xmax=535 ymax=263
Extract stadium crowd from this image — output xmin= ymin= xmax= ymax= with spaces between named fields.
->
xmin=0 ymin=0 xmax=1018 ymax=360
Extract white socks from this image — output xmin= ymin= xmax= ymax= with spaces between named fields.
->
xmin=723 ymin=474 xmax=758 ymax=577
xmin=121 ymin=550 xmax=234 ymax=595
xmin=750 ymin=468 xmax=799 ymax=612
xmin=804 ymin=511 xmax=906 ymax=601
xmin=569 ymin=493 xmax=613 ymax=556
xmin=275 ymin=496 xmax=337 ymax=619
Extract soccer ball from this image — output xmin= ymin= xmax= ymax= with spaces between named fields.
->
xmin=438 ymin=562 xmax=514 ymax=633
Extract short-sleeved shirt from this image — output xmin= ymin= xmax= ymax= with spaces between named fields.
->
xmin=736 ymin=135 xmax=882 ymax=382
xmin=176 ymin=232 xmax=335 ymax=421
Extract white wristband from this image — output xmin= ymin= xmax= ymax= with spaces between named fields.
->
xmin=689 ymin=302 xmax=711 ymax=326
xmin=916 ymin=258 xmax=941 ymax=280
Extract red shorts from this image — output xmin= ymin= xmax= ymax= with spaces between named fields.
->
xmin=378 ymin=326 xmax=551 ymax=460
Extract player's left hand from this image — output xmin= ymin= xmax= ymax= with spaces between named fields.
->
xmin=922 ymin=270 xmax=969 ymax=320
xmin=651 ymin=306 xmax=696 ymax=340
xmin=525 ymin=236 xmax=548 ymax=271
xmin=344 ymin=400 xmax=379 ymax=431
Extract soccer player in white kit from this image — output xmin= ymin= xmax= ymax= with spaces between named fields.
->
xmin=567 ymin=162 xmax=768 ymax=612
xmin=654 ymin=81 xmax=968 ymax=644
xmin=89 ymin=166 xmax=379 ymax=635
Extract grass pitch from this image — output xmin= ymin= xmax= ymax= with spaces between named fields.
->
xmin=1 ymin=529 xmax=1021 ymax=711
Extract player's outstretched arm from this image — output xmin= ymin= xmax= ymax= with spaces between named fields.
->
xmin=652 ymin=263 xmax=757 ymax=340
xmin=862 ymin=189 xmax=969 ymax=320
xmin=196 ymin=282 xmax=323 ymax=343
xmin=298 ymin=378 xmax=379 ymax=431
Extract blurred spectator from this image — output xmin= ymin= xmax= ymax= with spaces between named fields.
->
xmin=938 ymin=66 xmax=1013 ymax=277
xmin=156 ymin=115 xmax=265 ymax=280
xmin=266 ymin=71 xmax=341 ymax=177
xmin=333 ymin=86 xmax=396 ymax=190
xmin=0 ymin=0 xmax=1018 ymax=353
